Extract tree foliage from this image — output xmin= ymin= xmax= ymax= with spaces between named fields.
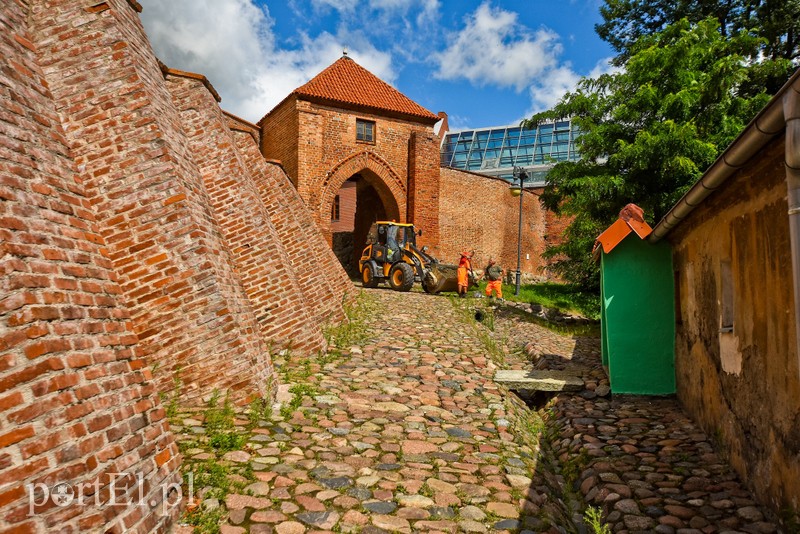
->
xmin=597 ymin=0 xmax=800 ymax=71
xmin=526 ymin=17 xmax=792 ymax=288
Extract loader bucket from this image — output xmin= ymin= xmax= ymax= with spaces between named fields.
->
xmin=423 ymin=262 xmax=473 ymax=294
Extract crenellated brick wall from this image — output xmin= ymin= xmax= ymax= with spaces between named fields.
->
xmin=165 ymin=71 xmax=327 ymax=359
xmin=29 ymin=0 xmax=276 ymax=406
xmin=260 ymin=96 xmax=300 ymax=187
xmin=229 ymin=114 xmax=352 ymax=325
xmin=1 ymin=1 xmax=354 ymax=531
xmin=0 ymin=2 xmax=181 ymax=531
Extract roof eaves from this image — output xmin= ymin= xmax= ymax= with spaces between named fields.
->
xmin=595 ymin=218 xmax=633 ymax=256
xmin=650 ymin=66 xmax=800 ymax=242
xmin=297 ymin=94 xmax=439 ymax=124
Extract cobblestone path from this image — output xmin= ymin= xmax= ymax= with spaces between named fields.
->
xmin=172 ymin=289 xmax=785 ymax=534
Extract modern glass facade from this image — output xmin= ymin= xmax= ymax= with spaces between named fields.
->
xmin=440 ymin=120 xmax=580 ymax=185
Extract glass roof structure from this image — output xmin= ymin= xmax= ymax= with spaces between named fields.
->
xmin=440 ymin=120 xmax=580 ymax=185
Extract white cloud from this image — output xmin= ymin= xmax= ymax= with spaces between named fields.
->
xmin=433 ymin=2 xmax=562 ymax=91
xmin=310 ymin=0 xmax=358 ymax=13
xmin=526 ymin=66 xmax=581 ymax=112
xmin=242 ymin=31 xmax=396 ymax=120
xmin=444 ymin=113 xmax=473 ymax=131
xmin=435 ymin=2 xmax=619 ymax=118
xmin=368 ymin=0 xmax=439 ymax=18
xmin=524 ymin=56 xmax=618 ymax=115
xmin=138 ymin=0 xmax=396 ymax=122
xmin=137 ymin=0 xmax=612 ymax=126
xmin=303 ymin=0 xmax=441 ymax=62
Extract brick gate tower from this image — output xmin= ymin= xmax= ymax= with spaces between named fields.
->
xmin=258 ymin=54 xmax=441 ymax=273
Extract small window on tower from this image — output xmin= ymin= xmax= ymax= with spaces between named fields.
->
xmin=356 ymin=119 xmax=375 ymax=143
xmin=331 ymin=195 xmax=340 ymax=222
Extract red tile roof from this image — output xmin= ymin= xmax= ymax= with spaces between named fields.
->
xmin=264 ymin=56 xmax=439 ymax=124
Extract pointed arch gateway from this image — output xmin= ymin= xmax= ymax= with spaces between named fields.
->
xmin=322 ymin=150 xmax=407 ymax=274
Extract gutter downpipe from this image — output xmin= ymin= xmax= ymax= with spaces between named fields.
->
xmin=784 ymin=82 xmax=800 ymax=378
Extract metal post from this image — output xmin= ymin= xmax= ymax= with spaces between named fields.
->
xmin=514 ymin=167 xmax=526 ymax=296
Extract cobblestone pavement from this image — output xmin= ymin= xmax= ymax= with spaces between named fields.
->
xmin=171 ymin=289 xmax=784 ymax=534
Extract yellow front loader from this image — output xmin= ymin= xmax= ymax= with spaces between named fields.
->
xmin=358 ymin=222 xmax=475 ymax=293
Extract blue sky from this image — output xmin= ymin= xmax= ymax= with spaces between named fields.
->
xmin=139 ymin=0 xmax=615 ymax=130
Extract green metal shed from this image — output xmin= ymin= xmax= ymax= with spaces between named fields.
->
xmin=595 ymin=205 xmax=676 ymax=395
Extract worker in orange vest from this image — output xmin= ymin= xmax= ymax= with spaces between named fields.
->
xmin=484 ymin=258 xmax=505 ymax=300
xmin=456 ymin=250 xmax=474 ymax=298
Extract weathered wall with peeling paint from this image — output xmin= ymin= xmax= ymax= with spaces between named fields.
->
xmin=668 ymin=134 xmax=800 ymax=513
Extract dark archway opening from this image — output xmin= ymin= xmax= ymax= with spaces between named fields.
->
xmin=330 ymin=172 xmax=398 ymax=276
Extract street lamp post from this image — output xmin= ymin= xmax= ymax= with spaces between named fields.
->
xmin=511 ymin=166 xmax=527 ymax=296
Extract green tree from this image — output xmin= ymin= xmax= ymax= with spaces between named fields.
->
xmin=597 ymin=0 xmax=800 ymax=69
xmin=526 ymin=17 xmax=791 ymax=288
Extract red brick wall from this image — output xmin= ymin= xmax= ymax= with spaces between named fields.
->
xmin=166 ymin=73 xmax=324 ymax=360
xmin=30 ymin=0 xmax=273 ymax=406
xmin=543 ymin=202 xmax=572 ymax=248
xmin=231 ymin=123 xmax=353 ymax=325
xmin=541 ymin=202 xmax=572 ymax=280
xmin=408 ymin=131 xmax=441 ymax=252
xmin=260 ymin=97 xmax=299 ymax=185
xmin=260 ymin=99 xmax=439 ymax=248
xmin=330 ymin=181 xmax=357 ymax=233
xmin=439 ymin=168 xmax=548 ymax=278
xmin=0 ymin=2 xmax=180 ymax=531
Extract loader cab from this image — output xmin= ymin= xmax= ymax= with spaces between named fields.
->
xmin=360 ymin=222 xmax=425 ymax=291
xmin=366 ymin=223 xmax=417 ymax=246
xmin=365 ymin=222 xmax=418 ymax=262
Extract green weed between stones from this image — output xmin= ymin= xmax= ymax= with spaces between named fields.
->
xmin=204 ymin=390 xmax=246 ymax=452
xmin=450 ymin=297 xmax=508 ymax=364
xmin=166 ymin=386 xmax=261 ymax=534
xmin=182 ymin=456 xmax=252 ymax=534
xmin=779 ymin=506 xmax=799 ymax=532
xmin=673 ymin=465 xmax=690 ymax=476
xmin=583 ymin=505 xmax=612 ymax=534
xmin=178 ymin=390 xmax=257 ymax=534
xmin=247 ymin=395 xmax=273 ymax=429
xmin=482 ymin=510 xmax=503 ymax=525
xmin=561 ymin=448 xmax=589 ymax=488
xmin=418 ymin=483 xmax=436 ymax=499
xmin=323 ymin=290 xmax=375 ymax=350
xmin=477 ymin=329 xmax=506 ymax=365
xmin=280 ymin=383 xmax=321 ymax=418
xmin=177 ymin=439 xmax=199 ymax=454
xmin=282 ymin=353 xmax=313 ymax=382
xmin=183 ymin=505 xmax=226 ymax=534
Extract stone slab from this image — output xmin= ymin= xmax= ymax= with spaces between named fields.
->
xmin=493 ymin=369 xmax=584 ymax=392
